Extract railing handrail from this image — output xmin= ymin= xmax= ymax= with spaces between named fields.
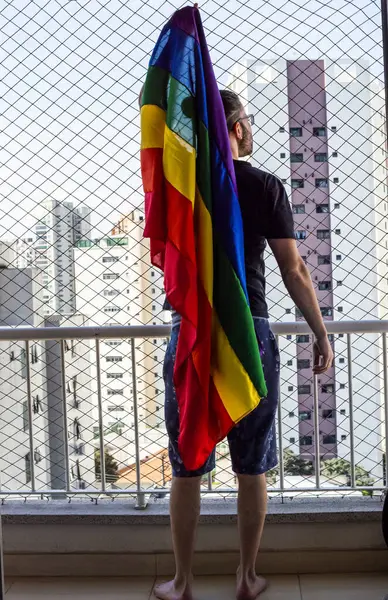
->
xmin=0 ymin=319 xmax=387 ymax=341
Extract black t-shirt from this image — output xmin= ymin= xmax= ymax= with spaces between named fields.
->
xmin=233 ymin=160 xmax=295 ymax=318
xmin=162 ymin=160 xmax=294 ymax=318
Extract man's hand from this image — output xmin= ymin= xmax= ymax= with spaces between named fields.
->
xmin=313 ymin=336 xmax=334 ymax=374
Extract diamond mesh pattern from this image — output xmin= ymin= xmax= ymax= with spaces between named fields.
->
xmin=0 ymin=0 xmax=387 ymax=500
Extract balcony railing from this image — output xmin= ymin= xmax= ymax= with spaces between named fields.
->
xmin=0 ymin=320 xmax=386 ymax=508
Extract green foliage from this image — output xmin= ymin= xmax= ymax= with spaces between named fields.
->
xmin=95 ymin=449 xmax=119 ymax=483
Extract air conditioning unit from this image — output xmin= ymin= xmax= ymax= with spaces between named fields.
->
xmin=74 ymin=480 xmax=86 ymax=490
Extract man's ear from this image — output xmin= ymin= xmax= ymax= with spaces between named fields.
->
xmin=234 ymin=122 xmax=243 ymax=141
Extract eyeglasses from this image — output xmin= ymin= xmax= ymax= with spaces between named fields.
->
xmin=232 ymin=114 xmax=255 ymax=129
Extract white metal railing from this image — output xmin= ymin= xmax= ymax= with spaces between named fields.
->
xmin=0 ymin=320 xmax=387 ymax=508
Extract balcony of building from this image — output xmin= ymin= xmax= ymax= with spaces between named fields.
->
xmin=0 ymin=320 xmax=386 ymax=599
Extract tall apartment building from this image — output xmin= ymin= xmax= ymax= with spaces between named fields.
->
xmin=228 ymin=59 xmax=387 ymax=481
xmin=0 ymin=264 xmax=95 ymax=491
xmin=74 ymin=211 xmax=167 ymax=467
xmin=34 ymin=200 xmax=91 ymax=316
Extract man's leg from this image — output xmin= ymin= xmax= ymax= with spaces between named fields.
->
xmin=236 ymin=473 xmax=268 ymax=600
xmin=154 ymin=475 xmax=202 ymax=600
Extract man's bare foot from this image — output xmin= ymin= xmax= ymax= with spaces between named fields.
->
xmin=236 ymin=572 xmax=267 ymax=600
xmin=154 ymin=579 xmax=193 ymax=600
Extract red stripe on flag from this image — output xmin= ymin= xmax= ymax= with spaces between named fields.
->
xmin=141 ymin=147 xmax=166 ymax=269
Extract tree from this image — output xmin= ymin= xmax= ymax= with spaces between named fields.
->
xmin=283 ymin=447 xmax=314 ymax=476
xmin=265 ymin=448 xmax=313 ymax=485
xmin=95 ymin=449 xmax=119 ymax=483
xmin=321 ymin=458 xmax=374 ymax=494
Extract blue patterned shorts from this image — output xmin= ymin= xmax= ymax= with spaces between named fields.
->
xmin=163 ymin=317 xmax=280 ymax=477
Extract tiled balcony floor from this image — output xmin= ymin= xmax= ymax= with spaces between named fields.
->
xmin=3 ymin=574 xmax=388 ymax=599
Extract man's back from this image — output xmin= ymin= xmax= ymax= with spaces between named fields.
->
xmin=233 ymin=160 xmax=294 ymax=318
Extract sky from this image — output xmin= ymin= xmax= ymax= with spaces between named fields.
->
xmin=0 ymin=0 xmax=384 ymax=240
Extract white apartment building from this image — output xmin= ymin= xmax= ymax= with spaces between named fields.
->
xmin=228 ymin=58 xmax=387 ymax=482
xmin=34 ymin=200 xmax=91 ymax=317
xmin=0 ymin=263 xmax=95 ymax=492
xmin=74 ymin=211 xmax=167 ymax=468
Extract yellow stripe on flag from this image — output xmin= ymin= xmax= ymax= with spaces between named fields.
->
xmin=164 ymin=126 xmax=196 ymax=204
xmin=195 ymin=189 xmax=213 ymax=305
xmin=211 ymin=314 xmax=262 ymax=422
xmin=141 ymin=105 xmax=165 ymax=149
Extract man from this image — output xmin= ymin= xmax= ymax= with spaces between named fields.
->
xmin=155 ymin=89 xmax=333 ymax=600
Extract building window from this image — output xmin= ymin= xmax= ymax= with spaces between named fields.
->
xmin=339 ymin=358 xmax=345 ymax=364
xmin=297 ymin=359 xmax=310 ymax=369
xmin=333 ymin=177 xmax=339 ymax=183
xmin=34 ymin=448 xmax=43 ymax=464
xmin=334 ymin=203 xmax=340 ymax=210
xmin=285 ymin=309 xmax=291 ymax=314
xmin=321 ymin=307 xmax=333 ymax=317
xmin=318 ymin=255 xmax=330 ymax=265
xmin=298 ymin=385 xmax=311 ymax=395
xmin=106 ymin=356 xmax=123 ymax=363
xmin=340 ymin=408 xmax=346 ymax=413
xmin=322 ymin=409 xmax=334 ymax=418
xmin=73 ymin=418 xmax=81 ymax=440
xmin=299 ymin=411 xmax=312 ymax=421
xmin=290 ymin=127 xmax=302 ymax=137
xmin=313 ymin=127 xmax=326 ymax=137
xmin=107 ymin=373 xmax=124 ymax=379
xmin=340 ymin=385 xmax=346 ymax=390
xmin=341 ymin=435 xmax=347 ymax=441
xmin=328 ymin=334 xmax=334 ymax=342
xmin=25 ymin=453 xmax=31 ymax=484
xmin=332 ymin=152 xmax=338 ymax=157
xmin=281 ymin=179 xmax=287 ymax=183
xmin=286 ymin=335 xmax=292 ymax=340
xmin=22 ymin=401 xmax=28 ymax=432
xmin=279 ymin=127 xmax=285 ymax=133
xmin=295 ymin=307 xmax=303 ymax=319
xmin=338 ymin=306 xmax=343 ymax=313
xmin=280 ymin=152 xmax=286 ymax=158
xmin=289 ymin=411 xmax=295 ymax=417
xmin=336 ymin=255 xmax=342 ymax=261
xmin=107 ymin=389 xmax=124 ymax=396
xmin=317 ymin=230 xmax=330 ymax=240
xmin=287 ymin=360 xmax=293 ymax=366
xmin=315 ymin=178 xmax=328 ymax=188
xmin=104 ymin=306 xmax=120 ymax=313
xmin=331 ymin=126 xmax=337 ymax=132
xmin=291 ymin=178 xmax=304 ymax=189
xmin=290 ymin=437 xmax=296 ymax=444
xmin=321 ymin=384 xmax=335 ymax=394
xmin=102 ymin=256 xmax=119 ymax=264
xmin=297 ymin=335 xmax=310 ymax=343
xmin=337 ymin=281 xmax=343 ymax=286
xmin=107 ymin=405 xmax=125 ymax=412
xmin=104 ymin=290 xmax=119 ymax=297
xmin=315 ymin=153 xmax=328 ymax=162
xmin=103 ymin=273 xmax=119 ymax=280
xmin=295 ymin=231 xmax=307 ymax=240
xmin=316 ymin=204 xmax=329 ymax=213
xmin=291 ymin=153 xmax=304 ymax=163
xmin=33 ymin=395 xmax=42 ymax=414
xmin=300 ymin=436 xmax=313 ymax=446
xmin=323 ymin=435 xmax=336 ymax=444
xmin=293 ymin=205 xmax=305 ymax=214
xmin=318 ymin=281 xmax=332 ymax=291
xmin=288 ymin=386 xmax=294 ymax=392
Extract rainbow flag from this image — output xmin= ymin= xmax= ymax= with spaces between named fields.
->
xmin=140 ymin=6 xmax=267 ymax=471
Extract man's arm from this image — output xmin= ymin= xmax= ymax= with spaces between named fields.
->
xmin=268 ymin=238 xmax=333 ymax=374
